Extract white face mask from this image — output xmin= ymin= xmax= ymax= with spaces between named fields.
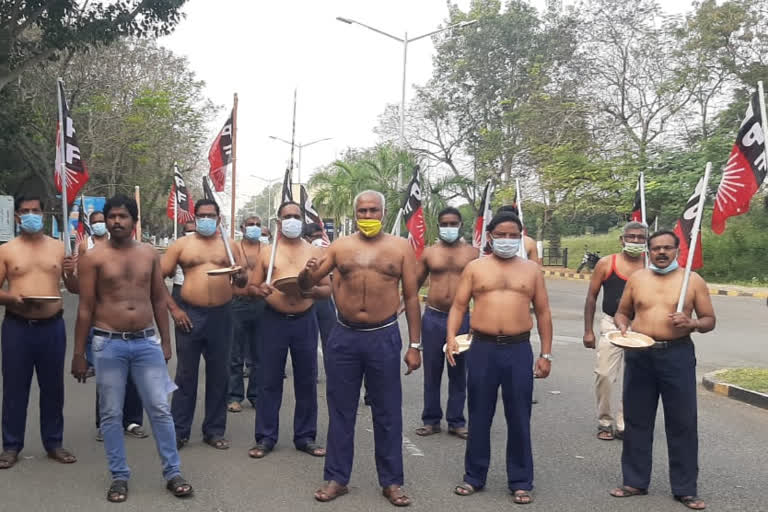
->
xmin=281 ymin=218 xmax=303 ymax=239
xmin=259 ymin=236 xmax=270 ymax=244
xmin=311 ymin=238 xmax=328 ymax=248
xmin=491 ymin=238 xmax=521 ymax=259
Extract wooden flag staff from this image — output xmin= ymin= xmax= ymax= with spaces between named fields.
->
xmin=515 ymin=178 xmax=528 ymax=260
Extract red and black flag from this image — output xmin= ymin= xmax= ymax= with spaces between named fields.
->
xmin=630 ymin=175 xmax=643 ymax=222
xmin=473 ymin=181 xmax=494 ymax=249
xmin=202 ymin=175 xmax=218 ymax=204
xmin=300 ymin=185 xmax=330 ymax=244
xmin=55 ymin=81 xmax=89 ymax=204
xmin=75 ymin=196 xmax=91 ymax=245
xmin=167 ymin=165 xmax=194 ymax=223
xmin=281 ymin=167 xmax=293 ymax=203
xmin=401 ymin=166 xmax=426 ymax=258
xmin=712 ymin=91 xmax=767 ymax=234
xmin=208 ymin=110 xmax=233 ymax=192
xmin=673 ymin=177 xmax=705 ymax=270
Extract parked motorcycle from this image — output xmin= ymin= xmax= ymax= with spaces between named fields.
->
xmin=577 ymin=246 xmax=601 ymax=273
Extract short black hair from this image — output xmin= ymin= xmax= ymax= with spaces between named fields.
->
xmin=498 ymin=204 xmax=519 ymax=216
xmin=486 ymin=211 xmax=523 ymax=233
xmin=14 ymin=195 xmax=42 ymax=212
xmin=104 ymin=194 xmax=138 ymax=222
xmin=437 ymin=206 xmax=462 ymax=223
xmin=194 ymin=199 xmax=219 ymax=216
xmin=277 ymin=200 xmax=301 ymax=217
xmin=89 ymin=210 xmax=105 ymax=223
xmin=648 ymin=230 xmax=680 ymax=248
xmin=303 ymin=223 xmax=324 ymax=237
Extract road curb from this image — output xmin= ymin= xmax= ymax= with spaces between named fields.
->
xmin=702 ymin=370 xmax=768 ymax=410
xmin=541 ymin=270 xmax=768 ymax=299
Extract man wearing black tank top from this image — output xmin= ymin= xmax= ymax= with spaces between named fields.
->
xmin=583 ymin=222 xmax=647 ymax=441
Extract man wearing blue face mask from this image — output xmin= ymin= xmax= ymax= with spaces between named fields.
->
xmin=414 ymin=207 xmax=477 ymax=440
xmin=446 ymin=211 xmax=552 ymax=505
xmin=0 ymin=196 xmax=79 ymax=469
xmin=161 ymin=199 xmax=248 ymax=451
xmin=609 ymin=230 xmax=715 ymax=511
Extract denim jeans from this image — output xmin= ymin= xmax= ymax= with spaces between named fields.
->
xmin=92 ymin=332 xmax=181 ymax=481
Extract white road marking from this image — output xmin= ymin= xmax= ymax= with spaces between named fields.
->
xmin=402 ymin=435 xmax=424 ymax=457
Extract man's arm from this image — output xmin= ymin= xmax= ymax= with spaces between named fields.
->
xmin=525 ymin=236 xmax=540 ymax=265
xmin=532 ymin=268 xmax=553 ymax=378
xmin=670 ymin=273 xmax=716 ymax=333
xmin=62 ymin=250 xmax=79 ymax=293
xmin=415 ymin=248 xmax=430 ymax=290
xmin=71 ymin=251 xmax=97 ymax=382
xmin=229 ymin=238 xmax=248 ymax=288
xmin=445 ymin=264 xmax=473 ymax=367
xmin=0 ymin=248 xmax=22 ymax=307
xmin=400 ymin=241 xmax=422 ymax=375
xmin=583 ymin=257 xmax=608 ymax=348
xmin=150 ymin=251 xmax=172 ymax=360
xmin=160 ymin=239 xmax=182 ymax=278
xmin=298 ymin=245 xmax=336 ymax=290
xmin=614 ymin=277 xmax=635 ymax=335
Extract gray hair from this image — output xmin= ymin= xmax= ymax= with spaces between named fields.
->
xmin=623 ymin=221 xmax=648 ymax=234
xmin=353 ymin=190 xmax=386 ymax=211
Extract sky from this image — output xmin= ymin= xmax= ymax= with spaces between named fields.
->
xmin=160 ymin=0 xmax=692 ymax=204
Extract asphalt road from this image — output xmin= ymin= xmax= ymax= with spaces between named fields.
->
xmin=0 ymin=278 xmax=766 ymax=512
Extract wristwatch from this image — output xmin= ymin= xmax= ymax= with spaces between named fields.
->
xmin=539 ymin=353 xmax=553 ymax=362
xmin=409 ymin=342 xmax=423 ymax=351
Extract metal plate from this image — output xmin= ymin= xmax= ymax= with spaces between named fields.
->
xmin=443 ymin=334 xmax=472 ymax=354
xmin=206 ymin=265 xmax=242 ymax=276
xmin=272 ymin=276 xmax=303 ymax=296
xmin=606 ymin=330 xmax=655 ymax=349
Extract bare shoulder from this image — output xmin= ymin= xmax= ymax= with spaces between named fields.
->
xmin=139 ymin=242 xmax=160 ymax=258
xmin=690 ymin=271 xmax=708 ymax=288
xmin=627 ymin=268 xmax=651 ymax=285
xmin=45 ymin=236 xmax=66 ymax=254
xmin=387 ymin=234 xmax=411 ymax=253
xmin=464 ymin=258 xmax=484 ymax=275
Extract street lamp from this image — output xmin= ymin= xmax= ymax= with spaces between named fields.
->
xmin=336 ymin=16 xmax=477 ymax=187
xmin=249 ymin=174 xmax=282 ymax=217
xmin=268 ymin=136 xmax=333 ymax=185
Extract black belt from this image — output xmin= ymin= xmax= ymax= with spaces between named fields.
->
xmin=473 ymin=330 xmax=531 ymax=345
xmin=92 ymin=328 xmax=156 ymax=340
xmin=337 ymin=314 xmax=398 ymax=332
xmin=650 ymin=335 xmax=693 ymax=350
xmin=5 ymin=310 xmax=63 ymax=326
xmin=265 ymin=304 xmax=314 ymax=320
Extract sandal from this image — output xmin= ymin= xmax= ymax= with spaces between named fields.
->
xmin=176 ymin=437 xmax=188 ymax=450
xmin=314 ymin=480 xmax=349 ymax=502
xmin=382 ymin=485 xmax=411 ymax=507
xmin=610 ymin=485 xmax=648 ymax=498
xmin=248 ymin=442 xmax=272 ymax=459
xmin=454 ymin=482 xmax=479 ymax=496
xmin=597 ymin=426 xmax=615 ymax=441
xmin=227 ymin=402 xmax=242 ymax=413
xmin=298 ymin=442 xmax=326 ymax=457
xmin=125 ymin=424 xmax=148 ymax=439
xmin=166 ymin=475 xmax=193 ymax=498
xmin=448 ymin=426 xmax=469 ymax=440
xmin=674 ymin=495 xmax=707 ymax=510
xmin=512 ymin=490 xmax=533 ymax=505
xmin=414 ymin=425 xmax=441 ymax=437
xmin=0 ymin=450 xmax=19 ymax=469
xmin=203 ymin=437 xmax=230 ymax=450
xmin=107 ymin=479 xmax=128 ymax=503
xmin=47 ymin=447 xmax=77 ymax=464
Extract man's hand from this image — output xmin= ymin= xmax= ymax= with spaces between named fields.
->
xmin=298 ymin=258 xmax=318 ymax=290
xmin=3 ymin=294 xmax=24 ymax=307
xmin=231 ymin=267 xmax=248 ymax=288
xmin=63 ymin=255 xmax=78 ymax=275
xmin=445 ymin=338 xmax=459 ymax=367
xmin=170 ymin=307 xmax=193 ymax=333
xmin=583 ymin=330 xmax=596 ymax=349
xmin=669 ymin=312 xmax=698 ymax=330
xmin=534 ymin=357 xmax=551 ymax=379
xmin=71 ymin=354 xmax=89 ymax=383
xmin=248 ymin=283 xmax=274 ymax=299
xmin=404 ymin=347 xmax=421 ymax=375
xmin=162 ymin=342 xmax=172 ymax=362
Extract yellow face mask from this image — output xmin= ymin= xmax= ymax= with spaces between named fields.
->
xmin=356 ymin=219 xmax=382 ymax=238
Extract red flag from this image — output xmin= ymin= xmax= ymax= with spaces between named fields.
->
xmin=673 ymin=178 xmax=704 ymax=270
xmin=208 ymin=110 xmax=233 ymax=192
xmin=712 ymin=91 xmax=767 ymax=234
xmin=473 ymin=182 xmax=493 ymax=249
xmin=630 ymin=176 xmax=643 ymax=222
xmin=75 ymin=196 xmax=90 ymax=246
xmin=167 ymin=166 xmax=194 ymax=223
xmin=401 ymin=166 xmax=425 ymax=258
xmin=54 ymin=82 xmax=89 ymax=203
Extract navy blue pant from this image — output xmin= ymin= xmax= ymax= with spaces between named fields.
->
xmin=622 ymin=341 xmax=698 ymax=496
xmin=228 ymin=298 xmax=265 ymax=406
xmin=421 ymin=308 xmax=469 ymax=428
xmin=255 ymin=306 xmax=319 ymax=449
xmin=324 ymin=318 xmax=403 ymax=487
xmin=1 ymin=313 xmax=66 ymax=453
xmin=315 ymin=298 xmax=337 ymax=351
xmin=171 ymin=300 xmax=233 ymax=441
xmin=464 ymin=339 xmax=533 ymax=491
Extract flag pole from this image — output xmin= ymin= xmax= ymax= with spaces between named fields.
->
xmin=676 ymin=162 xmax=711 ymax=313
xmin=639 ymin=172 xmax=647 ymax=225
xmin=230 ymin=93 xmax=238 ymax=239
xmin=289 ymin=89 xmax=297 ymax=185
xmin=173 ymin=163 xmax=178 ymax=240
xmin=478 ymin=179 xmax=492 ymax=258
xmin=390 ymin=209 xmax=403 ymax=236
xmin=57 ymin=78 xmax=71 ymax=256
xmin=265 ymin=218 xmax=279 ymax=284
xmin=515 ymin=178 xmax=528 ymax=260
xmin=134 ymin=185 xmax=142 ymax=241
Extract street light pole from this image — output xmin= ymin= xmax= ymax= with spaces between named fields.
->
xmin=269 ymin=136 xmax=332 ymax=185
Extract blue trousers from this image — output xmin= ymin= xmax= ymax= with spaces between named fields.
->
xmin=88 ymin=331 xmax=143 ymax=428
xmin=93 ymin=332 xmax=180 ymax=481
xmin=324 ymin=317 xmax=403 ymax=487
xmin=622 ymin=341 xmax=698 ymax=496
xmin=314 ymin=298 xmax=337 ymax=351
xmin=228 ymin=298 xmax=265 ymax=405
xmin=255 ymin=306 xmax=319 ymax=449
xmin=1 ymin=313 xmax=66 ymax=453
xmin=171 ymin=300 xmax=233 ymax=441
xmin=464 ymin=339 xmax=534 ymax=491
xmin=421 ymin=308 xmax=469 ymax=428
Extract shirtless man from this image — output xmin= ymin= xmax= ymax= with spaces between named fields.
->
xmin=161 ymin=199 xmax=247 ymax=450
xmin=0 ymin=196 xmax=78 ymax=469
xmin=299 ymin=190 xmax=421 ymax=507
xmin=77 ymin=209 xmax=109 ymax=255
xmin=497 ymin=205 xmax=539 ymax=263
xmin=248 ymin=202 xmax=330 ymax=459
xmin=171 ymin=221 xmax=197 ymax=302
xmin=303 ymin=222 xmax=335 ymax=350
xmin=227 ymin=215 xmax=267 ymax=412
xmin=609 ymin=230 xmax=714 ymax=511
xmin=71 ymin=195 xmax=192 ymax=502
xmin=583 ymin=221 xmax=647 ymax=441
xmin=446 ymin=211 xmax=552 ymax=505
xmin=414 ymin=207 xmax=476 ymax=439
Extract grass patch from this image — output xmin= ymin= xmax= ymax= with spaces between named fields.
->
xmin=717 ymin=368 xmax=768 ymax=394
xmin=557 ymin=230 xmax=623 ymax=270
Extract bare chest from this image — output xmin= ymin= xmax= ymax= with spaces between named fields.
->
xmin=179 ymin=242 xmax=229 ymax=268
xmin=337 ymin=251 xmax=401 ymax=281
xmin=473 ymin=264 xmax=534 ymax=296
xmin=6 ymin=252 xmax=61 ymax=280
xmin=97 ymin=254 xmax=153 ymax=290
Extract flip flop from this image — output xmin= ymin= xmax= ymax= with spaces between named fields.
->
xmin=512 ymin=489 xmax=534 ymax=505
xmin=674 ymin=495 xmax=707 ymax=510
xmin=203 ymin=437 xmax=230 ymax=450
xmin=248 ymin=442 xmax=272 ymax=459
xmin=597 ymin=427 xmax=615 ymax=441
xmin=448 ymin=426 xmax=469 ymax=440
xmin=414 ymin=425 xmax=441 ymax=436
xmin=382 ymin=485 xmax=411 ymax=507
xmin=610 ymin=485 xmax=648 ymax=498
xmin=0 ymin=450 xmax=19 ymax=469
xmin=298 ymin=442 xmax=326 ymax=457
xmin=47 ymin=447 xmax=77 ymax=464
xmin=166 ymin=475 xmax=193 ymax=498
xmin=454 ymin=482 xmax=479 ymax=496
xmin=314 ymin=481 xmax=349 ymax=502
